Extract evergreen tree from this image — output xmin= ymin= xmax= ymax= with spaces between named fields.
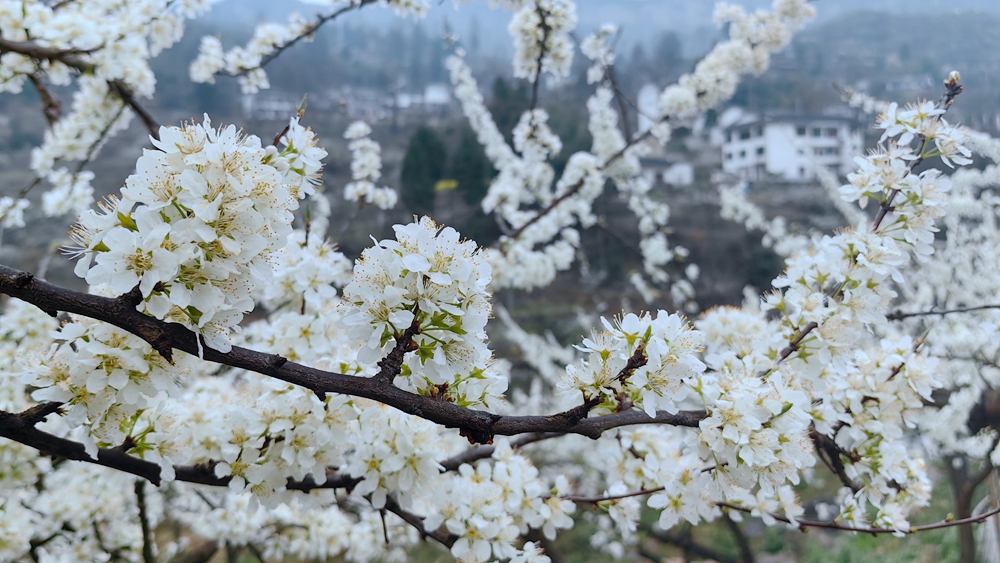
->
xmin=452 ymin=126 xmax=490 ymax=206
xmin=400 ymin=126 xmax=446 ymax=216
xmin=488 ymin=77 xmax=530 ymax=144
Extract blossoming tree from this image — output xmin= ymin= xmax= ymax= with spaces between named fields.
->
xmin=1 ymin=1 xmax=998 ymax=562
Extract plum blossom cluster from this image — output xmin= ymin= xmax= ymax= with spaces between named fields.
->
xmin=558 ymin=311 xmax=706 ymax=418
xmin=422 ymin=440 xmax=575 ymax=561
xmin=189 ymin=13 xmax=311 ymax=94
xmin=836 ymin=84 xmax=1000 ymax=468
xmin=342 ymin=121 xmax=398 ymax=210
xmin=189 ymin=1 xmax=429 ymax=93
xmin=509 ymin=0 xmax=577 ymax=83
xmin=340 ymin=217 xmax=506 ymax=407
xmin=175 ymin=489 xmax=421 ymax=562
xmin=580 ymin=24 xmax=617 ymax=84
xmin=448 ymin=0 xmax=813 ymax=294
xmin=716 ymin=89 xmax=967 ymax=530
xmin=20 ymin=315 xmax=201 ymax=460
xmin=257 ymin=228 xmax=353 ymax=313
xmin=70 ymin=115 xmax=325 ymax=351
xmin=656 ymin=0 xmax=815 ymax=121
xmin=6 ymin=0 xmax=1000 ymax=561
xmin=719 ymin=183 xmax=813 ymax=258
xmin=0 ymin=196 xmax=29 ymax=228
xmin=0 ymin=0 xmax=211 ymax=225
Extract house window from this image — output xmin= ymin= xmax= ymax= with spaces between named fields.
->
xmin=740 ymin=130 xmax=751 ymax=140
xmin=826 ymin=127 xmax=838 ymax=137
xmin=739 ymin=150 xmax=746 ymax=158
xmin=812 ymin=127 xmax=822 ymax=137
xmin=796 ymin=126 xmax=806 ymax=136
xmin=756 ymin=147 xmax=764 ymax=155
xmin=725 ymin=152 xmax=732 ymax=160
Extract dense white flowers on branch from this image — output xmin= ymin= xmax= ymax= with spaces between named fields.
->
xmin=342 ymin=121 xmax=399 ymax=210
xmin=509 ymin=0 xmax=577 ymax=84
xmin=70 ymin=115 xmax=325 ymax=351
xmin=447 ymin=0 xmax=814 ymax=295
xmin=0 ymin=0 xmax=212 ymax=226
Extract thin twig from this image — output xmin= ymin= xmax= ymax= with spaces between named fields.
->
xmin=223 ymin=0 xmax=377 ymax=78
xmin=528 ymin=3 xmax=552 ymax=111
xmin=888 ymin=304 xmax=1000 ymax=321
xmin=718 ymin=501 xmax=1000 ymax=534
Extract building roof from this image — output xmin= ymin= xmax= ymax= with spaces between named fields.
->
xmin=722 ymin=110 xmax=863 ymax=133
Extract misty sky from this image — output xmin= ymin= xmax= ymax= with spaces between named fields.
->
xmin=205 ymin=0 xmax=1000 ymax=58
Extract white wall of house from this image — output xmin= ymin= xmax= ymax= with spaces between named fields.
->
xmin=721 ymin=117 xmax=863 ymax=181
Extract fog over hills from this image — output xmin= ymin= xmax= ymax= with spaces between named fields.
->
xmin=205 ymin=0 xmax=1000 ymax=57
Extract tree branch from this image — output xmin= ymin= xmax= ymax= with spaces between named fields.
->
xmin=0 ymin=39 xmax=160 ymax=140
xmin=887 ymin=304 xmax=1000 ymax=321
xmin=109 ymin=80 xmax=160 ymax=140
xmin=374 ymin=306 xmax=421 ymax=385
xmin=383 ymin=495 xmax=456 ymax=547
xmin=0 ymin=403 xmax=361 ymax=491
xmin=717 ymin=501 xmax=1000 ymax=534
xmin=134 ymin=481 xmax=156 ymax=563
xmin=648 ymin=527 xmax=737 ymax=563
xmin=501 ymin=129 xmax=653 ymax=244
xmin=871 ymin=77 xmax=962 ymax=232
xmin=439 ymin=431 xmax=565 ymax=471
xmin=810 ymin=428 xmax=862 ymax=493
xmin=28 ymin=73 xmax=61 ymax=126
xmin=221 ymin=0 xmax=377 ymax=78
xmin=723 ymin=515 xmax=755 ymax=563
xmin=528 ymin=3 xmax=552 ymax=111
xmin=0 ymin=264 xmax=704 ymax=446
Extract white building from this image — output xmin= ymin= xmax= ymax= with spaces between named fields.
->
xmin=720 ymin=112 xmax=863 ymax=181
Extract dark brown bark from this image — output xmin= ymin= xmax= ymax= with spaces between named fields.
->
xmin=0 ymin=264 xmax=704 ymax=445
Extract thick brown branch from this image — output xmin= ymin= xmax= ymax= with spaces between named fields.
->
xmin=0 ymin=38 xmax=94 ymax=70
xmin=0 ymin=264 xmax=704 ymax=445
